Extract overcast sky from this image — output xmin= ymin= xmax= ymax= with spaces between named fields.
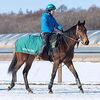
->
xmin=0 ymin=0 xmax=100 ymax=13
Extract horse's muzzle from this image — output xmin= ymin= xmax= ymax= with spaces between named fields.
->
xmin=85 ymin=40 xmax=89 ymax=45
xmin=82 ymin=40 xmax=89 ymax=45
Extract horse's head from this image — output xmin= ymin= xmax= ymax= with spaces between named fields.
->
xmin=76 ymin=21 xmax=89 ymax=45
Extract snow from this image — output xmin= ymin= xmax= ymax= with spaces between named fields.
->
xmin=0 ymin=61 xmax=100 ymax=100
xmin=0 ymin=61 xmax=100 ymax=84
xmin=0 ymin=84 xmax=100 ymax=100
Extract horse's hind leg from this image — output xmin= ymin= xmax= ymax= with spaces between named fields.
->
xmin=48 ymin=63 xmax=59 ymax=93
xmin=64 ymin=61 xmax=84 ymax=93
xmin=8 ymin=60 xmax=24 ymax=90
xmin=23 ymin=55 xmax=35 ymax=93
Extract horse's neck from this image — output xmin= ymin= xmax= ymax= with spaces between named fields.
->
xmin=65 ymin=26 xmax=77 ymax=49
xmin=54 ymin=26 xmax=78 ymax=53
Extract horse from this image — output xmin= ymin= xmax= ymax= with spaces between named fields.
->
xmin=8 ymin=20 xmax=89 ymax=93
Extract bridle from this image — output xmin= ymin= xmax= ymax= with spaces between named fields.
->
xmin=62 ymin=24 xmax=87 ymax=47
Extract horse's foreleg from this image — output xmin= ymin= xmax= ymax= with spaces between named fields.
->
xmin=64 ymin=61 xmax=84 ymax=93
xmin=23 ymin=56 xmax=34 ymax=93
xmin=48 ymin=63 xmax=59 ymax=93
xmin=8 ymin=61 xmax=24 ymax=90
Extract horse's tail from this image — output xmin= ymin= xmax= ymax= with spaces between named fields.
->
xmin=8 ymin=53 xmax=17 ymax=73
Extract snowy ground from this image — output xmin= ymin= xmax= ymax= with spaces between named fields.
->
xmin=0 ymin=61 xmax=100 ymax=100
xmin=1 ymin=84 xmax=100 ymax=100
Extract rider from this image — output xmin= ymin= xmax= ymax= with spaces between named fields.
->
xmin=39 ymin=4 xmax=64 ymax=57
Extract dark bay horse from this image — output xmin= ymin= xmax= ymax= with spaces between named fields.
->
xmin=8 ymin=20 xmax=89 ymax=93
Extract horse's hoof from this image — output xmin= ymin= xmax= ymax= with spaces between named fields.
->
xmin=48 ymin=89 xmax=53 ymax=94
xmin=80 ymin=88 xmax=84 ymax=93
xmin=27 ymin=89 xmax=33 ymax=93
xmin=8 ymin=86 xmax=12 ymax=91
xmin=8 ymin=83 xmax=15 ymax=91
xmin=79 ymin=86 xmax=84 ymax=93
xmin=29 ymin=90 xmax=33 ymax=94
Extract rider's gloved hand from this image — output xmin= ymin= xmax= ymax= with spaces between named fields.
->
xmin=61 ymin=29 xmax=64 ymax=33
xmin=58 ymin=29 xmax=64 ymax=34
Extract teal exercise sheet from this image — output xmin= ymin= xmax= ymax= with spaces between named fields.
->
xmin=15 ymin=34 xmax=43 ymax=55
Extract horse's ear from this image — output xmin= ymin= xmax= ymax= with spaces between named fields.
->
xmin=83 ymin=20 xmax=85 ymax=25
xmin=78 ymin=20 xmax=81 ymax=25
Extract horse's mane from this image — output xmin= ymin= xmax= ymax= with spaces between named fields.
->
xmin=64 ymin=24 xmax=77 ymax=37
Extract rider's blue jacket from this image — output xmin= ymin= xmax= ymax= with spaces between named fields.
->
xmin=41 ymin=12 xmax=63 ymax=33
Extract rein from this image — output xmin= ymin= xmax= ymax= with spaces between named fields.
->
xmin=63 ymin=34 xmax=80 ymax=43
xmin=63 ymin=34 xmax=80 ymax=48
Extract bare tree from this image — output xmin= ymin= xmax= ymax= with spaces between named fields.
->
xmin=0 ymin=5 xmax=100 ymax=34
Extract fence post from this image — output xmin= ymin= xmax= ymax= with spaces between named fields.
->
xmin=58 ymin=64 xmax=62 ymax=83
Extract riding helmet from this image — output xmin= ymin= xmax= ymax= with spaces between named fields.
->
xmin=46 ymin=4 xmax=56 ymax=11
